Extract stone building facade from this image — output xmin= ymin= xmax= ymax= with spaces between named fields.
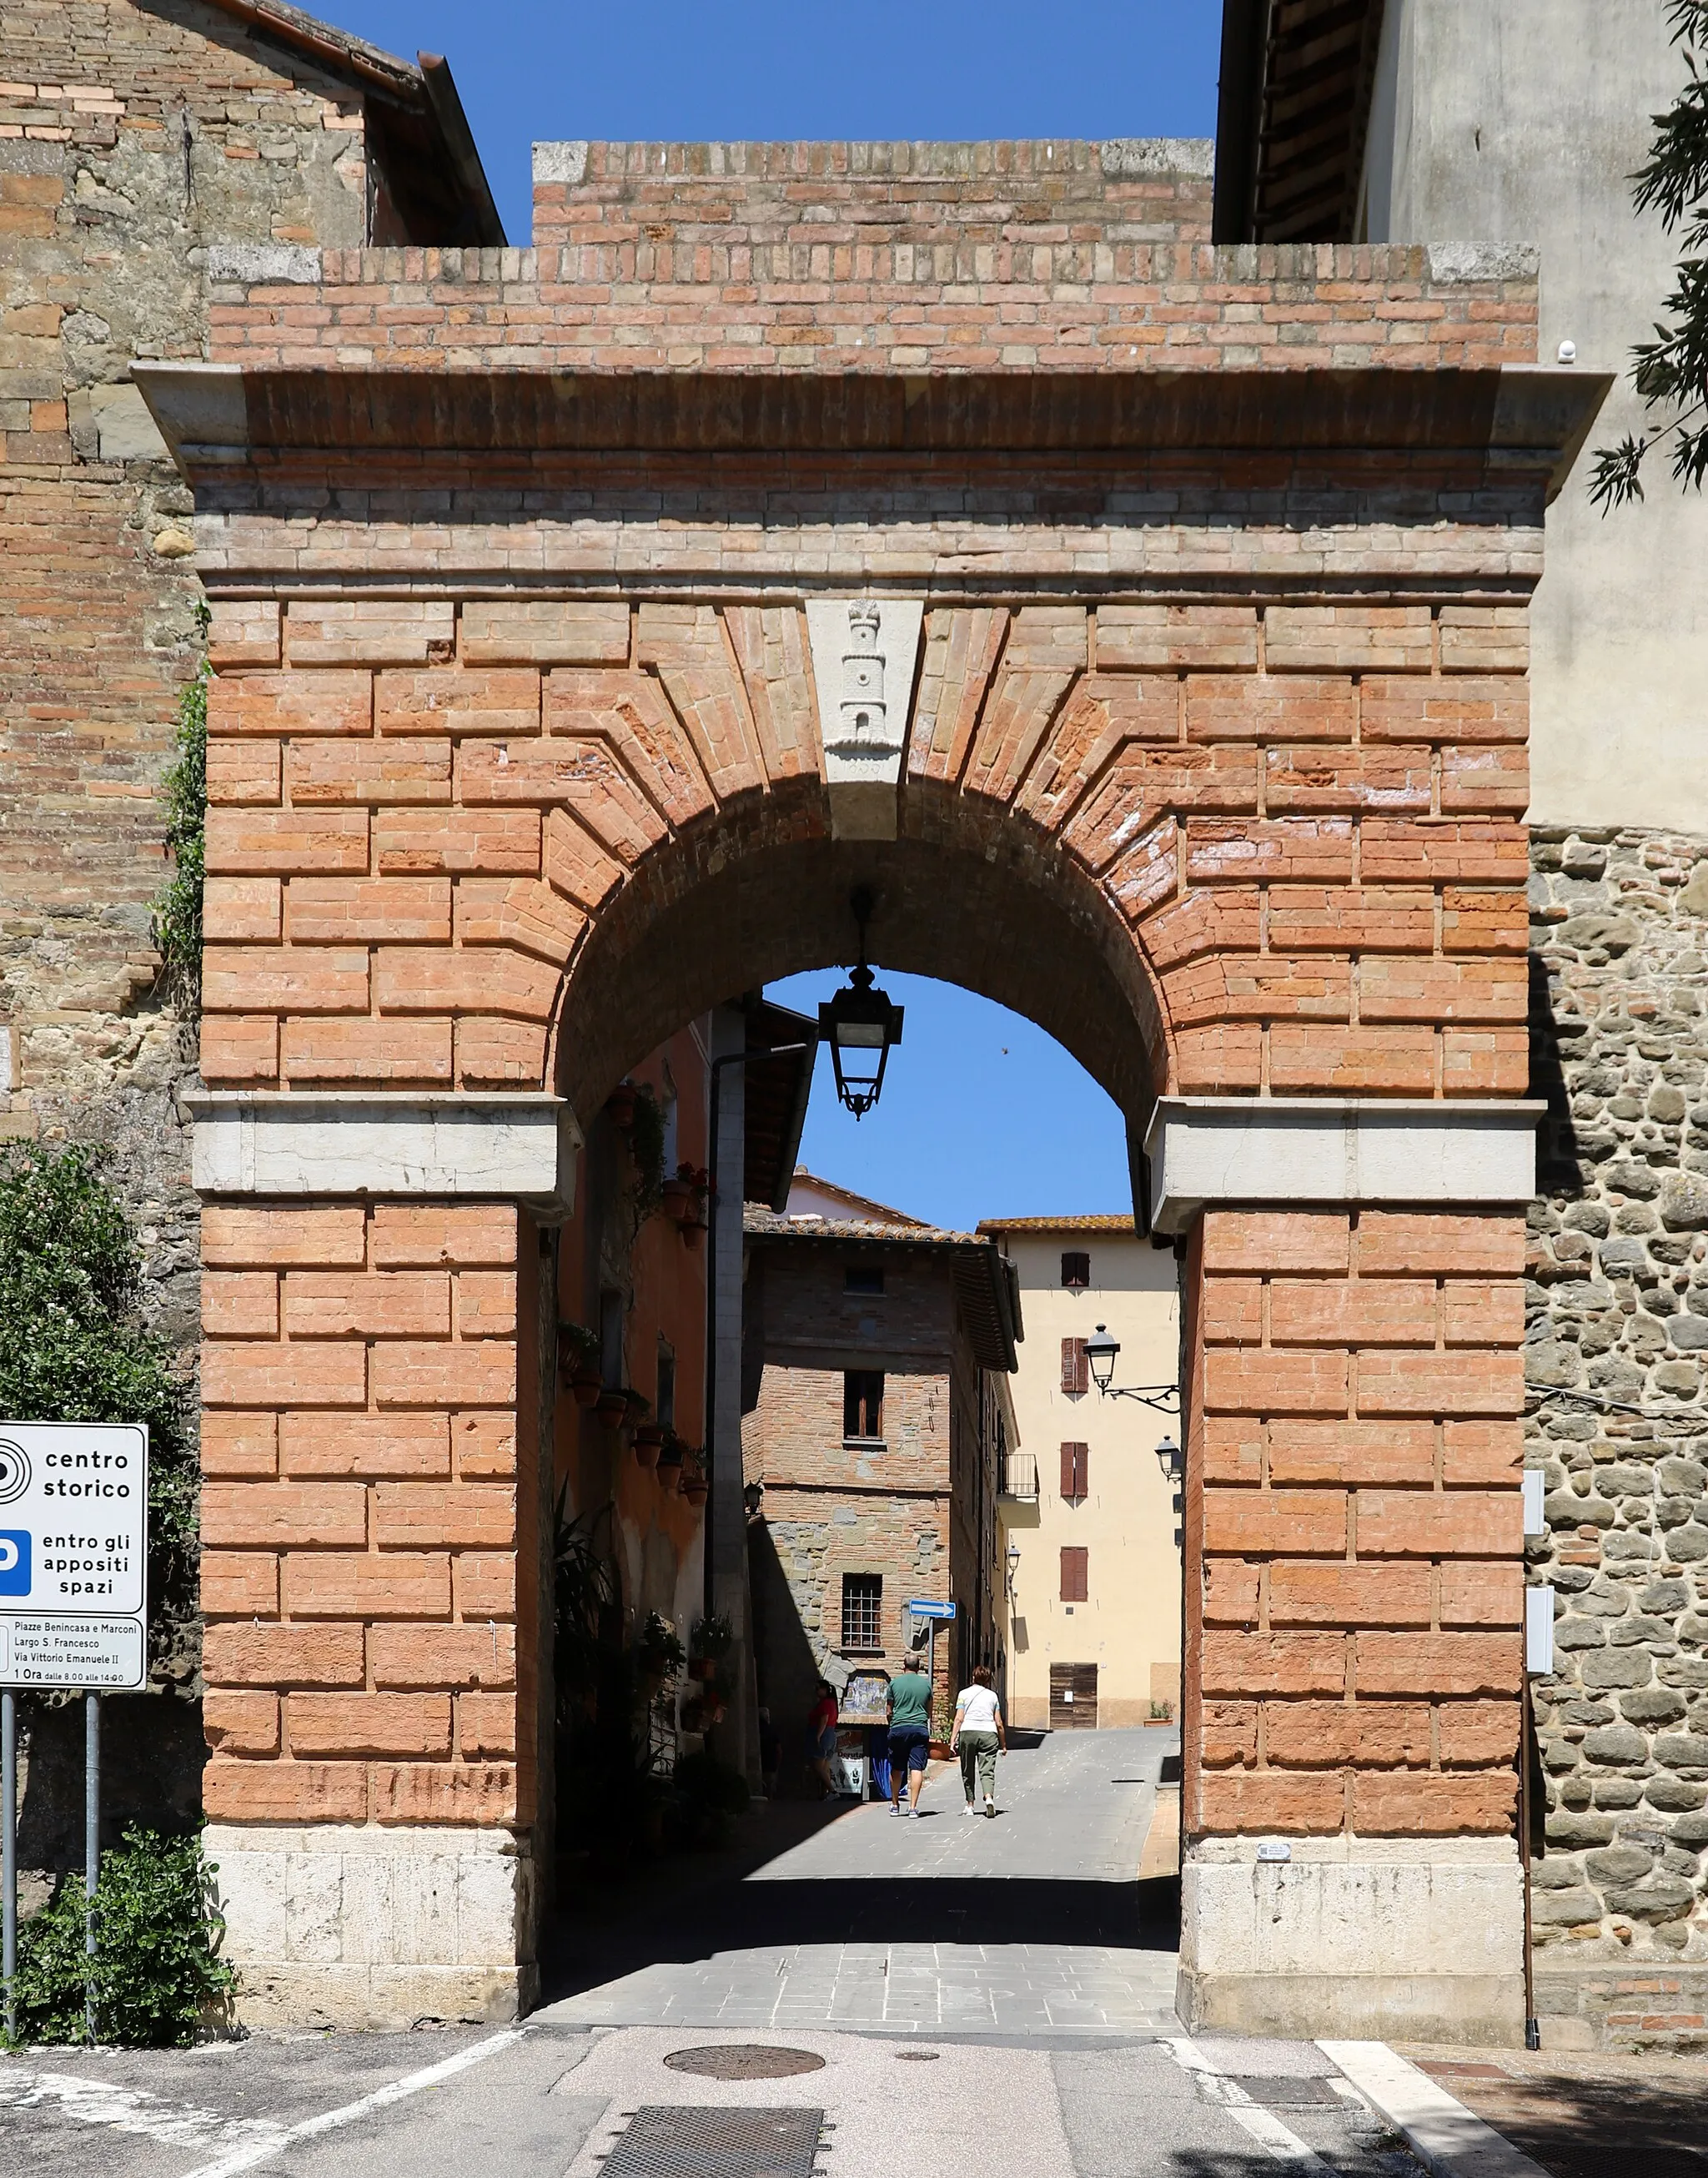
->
xmin=741 ymin=1208 xmax=1019 ymax=1773
xmin=0 ymin=1 xmax=500 ymax=1872
xmin=1217 ymin=0 xmax=1708 ymax=2051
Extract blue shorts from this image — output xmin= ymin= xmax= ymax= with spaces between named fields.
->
xmin=888 ymin=1728 xmax=929 ymax=1774
xmin=815 ymin=1724 xmax=837 ymax=1759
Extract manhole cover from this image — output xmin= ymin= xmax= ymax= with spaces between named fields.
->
xmin=664 ymin=2047 xmax=826 ymax=2080
xmin=895 ymin=2050 xmax=941 ymax=2062
xmin=603 ymin=2105 xmax=823 ymax=2178
xmin=1229 ymin=2077 xmax=1343 ymax=2109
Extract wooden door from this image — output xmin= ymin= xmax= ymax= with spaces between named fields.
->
xmin=1049 ymin=1661 xmax=1098 ymax=1729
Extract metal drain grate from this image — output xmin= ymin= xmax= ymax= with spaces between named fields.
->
xmin=601 ymin=2105 xmax=825 ymax=2178
xmin=1228 ymin=2077 xmax=1344 ymax=2110
xmin=665 ymin=2048 xmax=826 ymax=2080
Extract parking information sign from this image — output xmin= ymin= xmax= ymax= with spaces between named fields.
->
xmin=0 ymin=1421 xmax=148 ymax=1691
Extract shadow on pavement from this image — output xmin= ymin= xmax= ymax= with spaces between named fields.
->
xmin=1421 ymin=2059 xmax=1707 ymax=2178
xmin=543 ymin=1858 xmax=1181 ymax=2001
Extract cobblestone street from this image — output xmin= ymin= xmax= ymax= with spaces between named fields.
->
xmin=541 ymin=1726 xmax=1181 ymax=2035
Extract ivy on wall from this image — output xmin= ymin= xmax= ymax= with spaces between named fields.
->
xmin=0 ymin=1142 xmax=197 ymax=1617
xmin=153 ymin=628 xmax=208 ymax=1011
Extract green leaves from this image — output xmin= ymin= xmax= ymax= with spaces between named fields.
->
xmin=5 ymin=1828 xmax=234 ymax=2047
xmin=0 ymin=1141 xmax=196 ymax=1598
xmin=1592 ymin=2 xmax=1708 ymax=508
xmin=152 ymin=642 xmax=209 ymax=1007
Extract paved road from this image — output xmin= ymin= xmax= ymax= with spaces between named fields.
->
xmin=0 ymin=1728 xmax=1439 ymax=2177
xmin=541 ymin=1724 xmax=1181 ymax=2035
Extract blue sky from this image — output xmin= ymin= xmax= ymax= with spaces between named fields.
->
xmin=323 ymin=1 xmax=1218 ymax=1226
xmin=766 ymin=972 xmax=1133 ymax=1232
xmin=324 ymin=3 xmax=1221 ymax=247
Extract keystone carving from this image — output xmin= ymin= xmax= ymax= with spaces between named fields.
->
xmin=804 ymin=596 xmax=924 ymax=841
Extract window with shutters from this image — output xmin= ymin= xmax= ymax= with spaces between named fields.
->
xmin=841 ymin=1572 xmax=883 ymax=1651
xmin=844 ymin=1369 xmax=885 ymax=1441
xmin=1060 ymin=1337 xmax=1088 ymax=1396
xmin=1060 ymin=1441 xmax=1088 ymax=1501
xmin=1061 ymin=1250 xmax=1090 ymax=1290
xmin=1060 ymin=1547 xmax=1088 ymax=1602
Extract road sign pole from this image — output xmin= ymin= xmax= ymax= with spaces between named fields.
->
xmin=3 ymin=1688 xmax=16 ymax=2044
xmin=84 ymin=1693 xmax=98 ymax=2045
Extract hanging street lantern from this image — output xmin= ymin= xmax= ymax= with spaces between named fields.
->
xmin=1083 ymin=1321 xmax=1179 ymax=1414
xmin=1153 ymin=1433 xmax=1182 ymax=1483
xmin=819 ymin=886 xmax=904 ymax=1119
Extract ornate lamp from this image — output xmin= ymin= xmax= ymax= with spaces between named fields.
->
xmin=1084 ymin=1321 xmax=1179 ymax=1414
xmin=819 ymin=887 xmax=904 ymax=1119
xmin=1153 ymin=1433 xmax=1182 ymax=1482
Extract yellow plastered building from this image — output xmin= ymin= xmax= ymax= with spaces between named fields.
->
xmin=979 ymin=1217 xmax=1182 ymax=1732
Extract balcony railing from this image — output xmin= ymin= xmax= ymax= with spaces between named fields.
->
xmin=1000 ymin=1451 xmax=1037 ymax=1501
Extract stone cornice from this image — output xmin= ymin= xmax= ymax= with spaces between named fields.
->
xmin=133 ymin=361 xmax=1609 ymax=500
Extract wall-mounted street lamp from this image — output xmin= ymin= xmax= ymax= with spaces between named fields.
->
xmin=1005 ymin=1542 xmax=1022 ymax=1596
xmin=1083 ymin=1323 xmax=1179 ymax=1415
xmin=1153 ymin=1432 xmax=1182 ymax=1484
xmin=818 ymin=887 xmax=905 ymax=1119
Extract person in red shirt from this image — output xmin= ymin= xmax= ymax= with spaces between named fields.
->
xmin=806 ymin=1678 xmax=838 ymax=1798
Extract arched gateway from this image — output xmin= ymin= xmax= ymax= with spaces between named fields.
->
xmin=138 ymin=141 xmax=1604 ymax=2043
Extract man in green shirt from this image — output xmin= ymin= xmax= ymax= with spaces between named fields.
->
xmin=887 ymin=1654 xmax=932 ymax=1817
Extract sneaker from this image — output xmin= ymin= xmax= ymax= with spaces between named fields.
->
xmin=890 ymin=1802 xmax=907 ymax=1817
xmin=985 ymin=1798 xmax=996 ymax=1818
xmin=963 ymin=1803 xmax=979 ymax=1817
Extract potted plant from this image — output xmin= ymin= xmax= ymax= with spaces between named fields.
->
xmin=655 ymin=1433 xmax=685 ymax=1488
xmin=559 ymin=1321 xmax=604 ymax=1406
xmin=605 ymin=1080 xmax=637 ymax=1129
xmin=594 ymin=1383 xmax=630 ymax=1427
xmin=633 ymin=1611 xmax=685 ymax=1693
xmin=633 ymin=1418 xmax=666 ymax=1470
xmin=681 ymin=1461 xmax=709 ymax=1508
xmin=661 ymin=1163 xmax=709 ymax=1239
xmin=691 ymin=1614 xmax=734 ymax=1660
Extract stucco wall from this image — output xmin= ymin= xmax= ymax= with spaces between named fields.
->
xmin=1358 ymin=0 xmax=1708 ymax=836
xmin=992 ymin=1229 xmax=1182 ymax=1729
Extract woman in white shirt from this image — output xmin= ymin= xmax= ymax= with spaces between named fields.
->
xmin=950 ymin=1665 xmax=1007 ymax=1818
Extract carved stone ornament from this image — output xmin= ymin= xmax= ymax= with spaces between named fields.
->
xmin=804 ymin=596 xmax=924 ymax=840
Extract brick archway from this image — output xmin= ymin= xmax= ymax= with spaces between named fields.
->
xmin=144 ymin=179 xmax=1604 ymax=2040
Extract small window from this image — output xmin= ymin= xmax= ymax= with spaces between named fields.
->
xmin=844 ymin=1370 xmax=885 ymax=1440
xmin=1060 ymin=1442 xmax=1088 ymax=1501
xmin=1060 ymin=1337 xmax=1088 ymax=1396
xmin=845 ymin=1265 xmax=885 ymax=1295
xmin=656 ymin=1346 xmax=676 ymax=1431
xmin=1061 ymin=1250 xmax=1090 ymax=1290
xmin=600 ymin=1287 xmax=625 ymax=1388
xmin=1060 ymin=1547 xmax=1088 ymax=1604
xmin=841 ymin=1573 xmax=883 ymax=1652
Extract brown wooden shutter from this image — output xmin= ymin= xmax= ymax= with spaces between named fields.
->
xmin=1060 ymin=1546 xmax=1088 ymax=1602
xmin=1061 ymin=1250 xmax=1090 ymax=1290
xmin=1060 ymin=1337 xmax=1088 ymax=1395
xmin=1059 ymin=1441 xmax=1088 ymax=1499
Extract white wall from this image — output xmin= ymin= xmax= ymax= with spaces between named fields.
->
xmin=1359 ymin=0 xmax=1708 ymax=835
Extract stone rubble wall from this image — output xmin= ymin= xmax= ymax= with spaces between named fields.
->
xmin=1527 ymin=825 xmax=1708 ymax=2046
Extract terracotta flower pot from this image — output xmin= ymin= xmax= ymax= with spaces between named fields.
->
xmin=595 ymin=1388 xmax=629 ymax=1426
xmin=605 ymin=1084 xmax=636 ymax=1128
xmin=687 ymin=1657 xmax=714 ymax=1683
xmin=570 ymin=1366 xmax=603 ymax=1408
xmin=661 ymin=1177 xmax=694 ymax=1219
xmin=655 ymin=1442 xmax=685 ymax=1488
xmin=634 ymin=1422 xmax=666 ymax=1469
xmin=683 ymin=1476 xmax=708 ymax=1507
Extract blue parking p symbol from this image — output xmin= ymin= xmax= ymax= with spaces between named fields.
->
xmin=0 ymin=1531 xmax=29 ymax=1597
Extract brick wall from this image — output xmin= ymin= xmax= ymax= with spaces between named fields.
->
xmin=1190 ymin=1209 xmax=1525 ymax=1838
xmin=206 ymin=239 xmax=1536 ymax=374
xmin=198 ymin=1200 xmax=538 ymax=1828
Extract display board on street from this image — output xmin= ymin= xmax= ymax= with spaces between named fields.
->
xmin=0 ymin=1422 xmax=148 ymax=1690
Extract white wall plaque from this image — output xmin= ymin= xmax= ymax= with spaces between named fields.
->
xmin=805 ymin=596 xmax=924 ymax=841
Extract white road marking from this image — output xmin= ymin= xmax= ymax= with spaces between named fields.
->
xmin=1162 ymin=2038 xmax=1337 ymax=2169
xmin=0 ymin=2067 xmax=289 ymax=2155
xmin=178 ymin=2025 xmax=532 ymax=2178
